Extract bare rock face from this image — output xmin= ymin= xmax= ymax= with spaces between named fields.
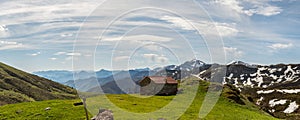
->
xmin=91 ymin=109 xmax=113 ymax=120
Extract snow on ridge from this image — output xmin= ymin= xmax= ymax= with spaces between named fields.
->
xmin=258 ymin=67 xmax=267 ymax=71
xmin=199 ymin=70 xmax=206 ymax=75
xmin=191 ymin=74 xmax=201 ymax=79
xmin=257 ymin=89 xmax=300 ymax=94
xmin=277 ymin=89 xmax=300 ymax=94
xmin=284 ymin=66 xmax=296 ymax=82
xmin=269 ymin=99 xmax=287 ymax=107
xmin=283 ymin=101 xmax=299 ymax=113
xmin=257 ymin=90 xmax=275 ymax=94
xmin=227 ymin=60 xmax=237 ymax=65
xmin=268 ymin=68 xmax=277 ymax=73
xmin=224 ymin=64 xmax=300 ymax=89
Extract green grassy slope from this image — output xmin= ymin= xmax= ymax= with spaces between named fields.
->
xmin=0 ymin=62 xmax=77 ymax=105
xmin=0 ymin=99 xmax=89 ymax=120
xmin=0 ymin=95 xmax=277 ymax=120
xmin=84 ymin=77 xmax=277 ymax=120
xmin=0 ymin=76 xmax=278 ymax=120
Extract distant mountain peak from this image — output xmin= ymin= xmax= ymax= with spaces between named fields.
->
xmin=227 ymin=60 xmax=256 ymax=68
xmin=180 ymin=59 xmax=206 ymax=69
xmin=228 ymin=60 xmax=245 ymax=65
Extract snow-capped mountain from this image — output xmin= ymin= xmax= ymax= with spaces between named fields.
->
xmin=199 ymin=64 xmax=300 ymax=89
xmin=154 ymin=59 xmax=210 ymax=79
xmin=180 ymin=59 xmax=206 ymax=71
xmin=198 ymin=63 xmax=300 ymax=119
xmin=227 ymin=60 xmax=257 ymax=68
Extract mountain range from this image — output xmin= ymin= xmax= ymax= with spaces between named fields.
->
xmin=34 ymin=59 xmax=209 ymax=92
xmin=33 ymin=59 xmax=300 ymax=119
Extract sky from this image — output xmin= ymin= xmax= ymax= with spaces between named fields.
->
xmin=0 ymin=0 xmax=299 ymax=72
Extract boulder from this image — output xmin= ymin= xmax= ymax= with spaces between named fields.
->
xmin=91 ymin=109 xmax=113 ymax=120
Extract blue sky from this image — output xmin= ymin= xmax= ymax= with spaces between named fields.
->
xmin=0 ymin=0 xmax=299 ymax=72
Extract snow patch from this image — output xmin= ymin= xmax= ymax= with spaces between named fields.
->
xmin=257 ymin=90 xmax=274 ymax=94
xmin=283 ymin=101 xmax=299 ymax=113
xmin=277 ymin=68 xmax=282 ymax=71
xmin=277 ymin=89 xmax=300 ymax=94
xmin=199 ymin=70 xmax=206 ymax=75
xmin=228 ymin=73 xmax=233 ymax=79
xmin=269 ymin=109 xmax=275 ymax=113
xmin=246 ymin=78 xmax=252 ymax=86
xmin=270 ymin=74 xmax=278 ymax=80
xmin=269 ymin=99 xmax=287 ymax=107
xmin=191 ymin=74 xmax=202 ymax=79
xmin=250 ymin=73 xmax=256 ymax=77
xmin=284 ymin=66 xmax=296 ymax=82
xmin=269 ymin=68 xmax=277 ymax=73
xmin=257 ymin=89 xmax=300 ymax=94
xmin=256 ymin=76 xmax=264 ymax=87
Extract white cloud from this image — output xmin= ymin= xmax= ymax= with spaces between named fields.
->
xmin=49 ymin=57 xmax=57 ymax=60
xmin=143 ymin=53 xmax=168 ymax=63
xmin=0 ymin=0 xmax=101 ymax=50
xmin=54 ymin=52 xmax=67 ymax=55
xmin=28 ymin=52 xmax=41 ymax=56
xmin=0 ymin=1 xmax=99 ymax=25
xmin=60 ymin=33 xmax=73 ymax=37
xmin=161 ymin=16 xmax=194 ymax=31
xmin=268 ymin=43 xmax=293 ymax=50
xmin=113 ymin=56 xmax=130 ymax=62
xmin=161 ymin=16 xmax=238 ymax=37
xmin=65 ymin=55 xmax=81 ymax=61
xmin=0 ymin=25 xmax=8 ymax=32
xmin=65 ymin=56 xmax=73 ymax=61
xmin=215 ymin=0 xmax=244 ymax=14
xmin=256 ymin=6 xmax=282 ymax=16
xmin=213 ymin=0 xmax=282 ymax=16
xmin=0 ymin=40 xmax=27 ymax=50
xmin=66 ymin=52 xmax=81 ymax=56
xmin=224 ymin=47 xmax=244 ymax=58
xmin=103 ymin=34 xmax=173 ymax=42
xmin=54 ymin=52 xmax=81 ymax=56
xmin=209 ymin=22 xmax=239 ymax=37
xmin=0 ymin=25 xmax=9 ymax=37
xmin=0 ymin=40 xmax=18 ymax=45
xmin=0 ymin=0 xmax=296 ymax=71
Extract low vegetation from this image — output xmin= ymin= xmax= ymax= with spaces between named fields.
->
xmin=0 ymin=99 xmax=89 ymax=120
xmin=83 ymin=77 xmax=277 ymax=120
xmin=0 ymin=62 xmax=77 ymax=105
xmin=0 ymin=66 xmax=278 ymax=120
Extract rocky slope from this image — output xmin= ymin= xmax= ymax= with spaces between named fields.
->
xmin=198 ymin=62 xmax=300 ymax=119
xmin=0 ymin=62 xmax=77 ymax=105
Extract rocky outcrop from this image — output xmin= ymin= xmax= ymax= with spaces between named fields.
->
xmin=198 ymin=63 xmax=300 ymax=119
xmin=92 ymin=109 xmax=114 ymax=120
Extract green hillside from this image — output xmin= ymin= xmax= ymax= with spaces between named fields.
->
xmin=0 ymin=68 xmax=278 ymax=120
xmin=0 ymin=77 xmax=277 ymax=119
xmin=0 ymin=99 xmax=89 ymax=120
xmin=0 ymin=62 xmax=77 ymax=105
xmin=83 ymin=77 xmax=277 ymax=120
